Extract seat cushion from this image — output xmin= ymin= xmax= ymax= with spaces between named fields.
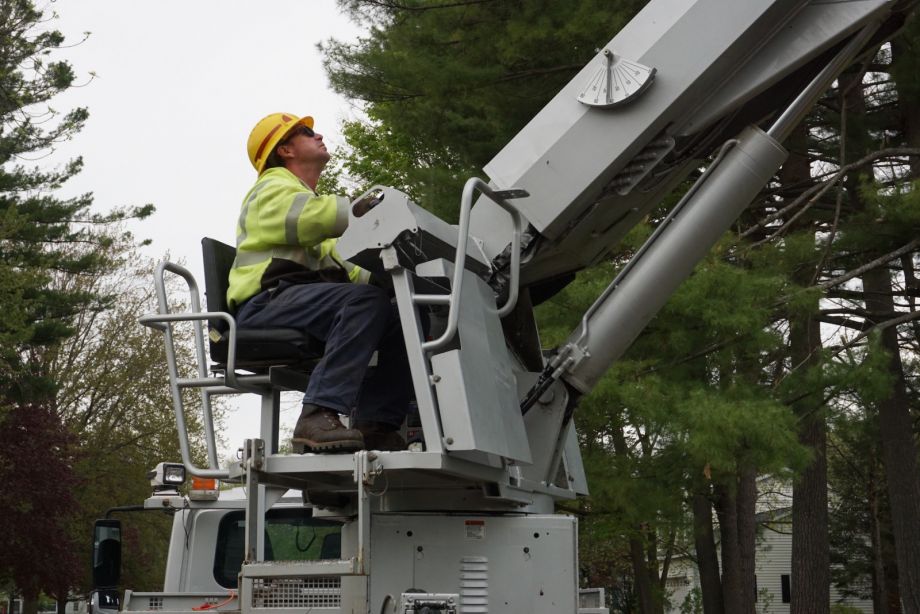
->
xmin=210 ymin=327 xmax=325 ymax=366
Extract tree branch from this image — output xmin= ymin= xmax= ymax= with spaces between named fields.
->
xmin=741 ymin=147 xmax=920 ymax=243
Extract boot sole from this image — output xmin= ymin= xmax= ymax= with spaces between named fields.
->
xmin=292 ymin=438 xmax=364 ymax=454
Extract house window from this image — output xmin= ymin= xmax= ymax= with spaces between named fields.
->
xmin=781 ymin=574 xmax=791 ymax=603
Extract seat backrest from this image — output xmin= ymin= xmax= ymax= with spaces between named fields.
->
xmin=201 ymin=236 xmax=324 ymax=368
xmin=201 ymin=237 xmax=237 ymax=360
xmin=202 ymin=237 xmax=236 ymax=315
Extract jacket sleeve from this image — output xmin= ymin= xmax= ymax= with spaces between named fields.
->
xmin=253 ymin=179 xmax=350 ymax=248
xmin=325 ymin=240 xmax=371 ymax=284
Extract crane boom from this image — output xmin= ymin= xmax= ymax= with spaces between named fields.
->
xmin=469 ymin=0 xmax=902 ymax=288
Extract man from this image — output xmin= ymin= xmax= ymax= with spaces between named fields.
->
xmin=227 ymin=112 xmax=411 ymax=453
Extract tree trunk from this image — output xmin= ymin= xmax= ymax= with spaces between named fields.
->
xmin=790 ymin=405 xmax=829 ymax=614
xmin=610 ymin=421 xmax=661 ymax=614
xmin=891 ymin=38 xmax=920 ymax=181
xmin=737 ymin=467 xmax=758 ymax=612
xmin=693 ymin=491 xmax=725 ymax=614
xmin=779 ymin=119 xmax=831 ymax=614
xmin=788 ymin=309 xmax=829 ymax=614
xmin=868 ymin=468 xmax=902 ymax=614
xmin=885 ymin=34 xmax=920 ymax=614
xmin=630 ymin=536 xmax=658 ymax=614
xmin=715 ymin=483 xmax=744 ymax=613
xmin=21 ymin=596 xmax=38 ymax=614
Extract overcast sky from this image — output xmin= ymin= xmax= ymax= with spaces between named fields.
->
xmin=46 ymin=0 xmax=368 ymax=460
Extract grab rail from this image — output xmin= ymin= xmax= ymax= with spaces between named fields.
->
xmin=416 ymin=177 xmax=527 ymax=352
xmin=140 ymin=260 xmax=229 ymax=479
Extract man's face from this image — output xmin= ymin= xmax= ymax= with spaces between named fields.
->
xmin=278 ymin=124 xmax=330 ymax=167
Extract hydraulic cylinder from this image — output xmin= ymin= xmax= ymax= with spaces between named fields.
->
xmin=562 ymin=125 xmax=787 ymax=393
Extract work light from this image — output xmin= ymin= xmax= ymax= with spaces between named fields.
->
xmin=148 ymin=462 xmax=186 ymax=492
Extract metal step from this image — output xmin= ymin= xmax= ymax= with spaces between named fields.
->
xmin=240 ymin=561 xmax=358 ymax=614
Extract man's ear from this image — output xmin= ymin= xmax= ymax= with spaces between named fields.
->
xmin=275 ymin=142 xmax=293 ymax=162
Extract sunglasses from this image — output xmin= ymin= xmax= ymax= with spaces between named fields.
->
xmin=285 ymin=125 xmax=315 ymax=141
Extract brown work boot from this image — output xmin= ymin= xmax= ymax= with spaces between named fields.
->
xmin=292 ymin=406 xmax=364 ymax=453
xmin=355 ymin=421 xmax=407 ymax=451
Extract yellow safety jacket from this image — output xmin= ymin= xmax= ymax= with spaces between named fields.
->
xmin=227 ymin=167 xmax=369 ymax=310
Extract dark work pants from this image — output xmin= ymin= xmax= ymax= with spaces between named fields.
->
xmin=235 ymin=281 xmax=413 ymax=428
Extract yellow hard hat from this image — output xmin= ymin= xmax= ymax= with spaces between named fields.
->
xmin=247 ymin=112 xmax=315 ymax=173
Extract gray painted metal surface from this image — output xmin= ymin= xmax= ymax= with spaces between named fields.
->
xmin=336 ymin=186 xmax=489 ymax=275
xmin=468 ymin=0 xmax=894 ymax=288
xmin=679 ymin=0 xmax=890 ymax=136
xmin=421 ymin=259 xmax=531 ymax=463
xmin=369 ymin=514 xmax=579 ymax=614
xmin=471 ymin=0 xmax=810 ymax=253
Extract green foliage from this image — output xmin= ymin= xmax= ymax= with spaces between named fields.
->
xmin=0 ymin=0 xmax=152 ymax=403
xmin=48 ymin=242 xmax=213 ymax=591
xmin=827 ymin=407 xmax=883 ymax=602
xmin=678 ymin=588 xmax=702 ymax=614
xmin=678 ymin=387 xmax=805 ymax=477
xmin=323 ymin=0 xmax=645 ymax=216
xmin=756 ymin=587 xmax=775 ymax=614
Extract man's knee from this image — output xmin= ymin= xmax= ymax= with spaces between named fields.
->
xmin=347 ymin=284 xmax=391 ymax=313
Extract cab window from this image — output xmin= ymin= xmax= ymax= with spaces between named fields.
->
xmin=213 ymin=508 xmax=342 ymax=588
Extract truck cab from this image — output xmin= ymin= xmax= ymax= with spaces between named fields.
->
xmin=92 ymin=471 xmax=344 ymax=614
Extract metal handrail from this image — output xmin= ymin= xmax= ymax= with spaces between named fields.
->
xmin=418 ymin=177 xmax=525 ymax=352
xmin=143 ymin=261 xmax=230 ymax=479
xmin=138 ymin=310 xmax=247 ymax=392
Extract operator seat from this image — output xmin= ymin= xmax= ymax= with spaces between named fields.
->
xmin=201 ymin=237 xmax=325 ymax=371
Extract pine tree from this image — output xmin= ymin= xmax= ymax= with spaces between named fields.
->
xmin=0 ymin=1 xmax=152 ymax=608
xmin=322 ymin=0 xmax=645 ymax=217
xmin=0 ymin=0 xmax=152 ymax=402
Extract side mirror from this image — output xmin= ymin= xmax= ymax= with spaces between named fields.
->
xmin=92 ymin=519 xmax=122 ymax=589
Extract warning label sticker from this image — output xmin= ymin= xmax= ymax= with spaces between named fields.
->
xmin=465 ymin=519 xmax=485 ymax=540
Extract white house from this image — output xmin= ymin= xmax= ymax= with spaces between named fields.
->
xmin=666 ymin=479 xmax=874 ymax=613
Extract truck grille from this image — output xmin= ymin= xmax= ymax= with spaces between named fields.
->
xmin=250 ymin=577 xmax=342 ymax=609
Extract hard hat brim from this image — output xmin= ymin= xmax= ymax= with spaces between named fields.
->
xmin=275 ymin=115 xmax=315 ymax=147
xmin=283 ymin=115 xmax=314 ymax=135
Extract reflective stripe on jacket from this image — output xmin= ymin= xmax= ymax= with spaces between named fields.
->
xmin=227 ymin=167 xmax=369 ymax=310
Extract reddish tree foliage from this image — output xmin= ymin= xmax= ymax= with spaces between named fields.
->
xmin=0 ymin=404 xmax=84 ymax=602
